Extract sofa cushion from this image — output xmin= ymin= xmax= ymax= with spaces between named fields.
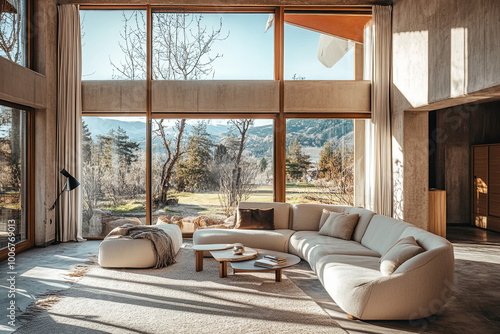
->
xmin=193 ymin=228 xmax=295 ymax=253
xmin=308 ymin=243 xmax=380 ymax=273
xmin=319 ymin=212 xmax=359 ymax=240
xmin=316 ymin=254 xmax=382 ymax=317
xmin=380 ymin=236 xmax=424 ymax=276
xmin=288 ymin=231 xmax=379 ymax=262
xmin=395 ymin=226 xmax=454 ymax=275
xmin=237 ymin=202 xmax=290 ymax=230
xmin=287 ymin=231 xmax=319 ymax=258
xmin=360 ymin=215 xmax=413 ymax=255
xmin=235 ymin=208 xmax=275 ymax=230
xmin=319 ymin=209 xmax=330 ymax=229
xmin=347 ymin=207 xmax=376 ymax=242
xmin=291 ymin=203 xmax=350 ymax=231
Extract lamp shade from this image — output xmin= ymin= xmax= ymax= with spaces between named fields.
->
xmin=60 ymin=169 xmax=80 ymax=191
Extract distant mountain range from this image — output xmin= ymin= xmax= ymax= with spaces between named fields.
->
xmin=83 ymin=117 xmax=354 ymax=161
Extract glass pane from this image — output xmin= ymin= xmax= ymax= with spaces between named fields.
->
xmin=284 ymin=14 xmax=357 ymax=80
xmin=81 ymin=10 xmax=147 ymax=80
xmin=0 ymin=105 xmax=27 ymax=249
xmin=152 ymin=119 xmax=273 ymax=233
xmin=152 ymin=12 xmax=273 ymax=80
xmin=285 ymin=119 xmax=354 ymax=205
xmin=0 ymin=0 xmax=27 ymax=66
xmin=81 ymin=116 xmax=146 ymax=238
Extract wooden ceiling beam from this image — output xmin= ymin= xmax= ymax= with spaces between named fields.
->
xmin=62 ymin=0 xmax=391 ymax=7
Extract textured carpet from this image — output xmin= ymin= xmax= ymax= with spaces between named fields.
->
xmin=15 ymin=245 xmax=346 ymax=334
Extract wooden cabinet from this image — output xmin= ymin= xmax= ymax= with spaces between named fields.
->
xmin=471 ymin=143 xmax=500 ymax=232
xmin=429 ymin=190 xmax=446 ymax=238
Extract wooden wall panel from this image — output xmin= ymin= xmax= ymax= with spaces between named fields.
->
xmin=489 ymin=145 xmax=500 ymax=217
xmin=473 ymin=146 xmax=488 ymax=216
xmin=429 ymin=190 xmax=446 ymax=237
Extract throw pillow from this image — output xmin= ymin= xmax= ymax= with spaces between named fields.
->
xmin=380 ymin=236 xmax=424 ymax=276
xmin=318 ymin=209 xmax=333 ymax=230
xmin=318 ymin=212 xmax=360 ymax=240
xmin=235 ymin=208 xmax=275 ymax=230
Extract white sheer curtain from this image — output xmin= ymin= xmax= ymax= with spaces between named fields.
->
xmin=363 ymin=5 xmax=393 ymax=216
xmin=56 ymin=4 xmax=84 ymax=242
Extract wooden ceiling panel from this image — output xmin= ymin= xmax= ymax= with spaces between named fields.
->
xmin=284 ymin=14 xmax=372 ymax=42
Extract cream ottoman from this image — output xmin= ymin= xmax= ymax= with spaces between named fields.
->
xmin=98 ymin=224 xmax=183 ymax=268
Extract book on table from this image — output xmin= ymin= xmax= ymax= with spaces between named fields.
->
xmin=264 ymin=255 xmax=287 ymax=262
xmin=254 ymin=258 xmax=287 ymax=268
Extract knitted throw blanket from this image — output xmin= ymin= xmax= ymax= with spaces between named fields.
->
xmin=107 ymin=224 xmax=176 ymax=268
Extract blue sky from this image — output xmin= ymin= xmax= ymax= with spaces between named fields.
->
xmin=81 ymin=10 xmax=354 ymax=81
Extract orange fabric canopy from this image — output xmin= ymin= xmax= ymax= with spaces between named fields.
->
xmin=284 ymin=14 xmax=372 ymax=43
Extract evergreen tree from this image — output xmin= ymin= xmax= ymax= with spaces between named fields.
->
xmin=259 ymin=157 xmax=267 ymax=172
xmin=319 ymin=141 xmax=335 ymax=180
xmin=82 ymin=121 xmax=93 ymax=163
xmin=96 ymin=130 xmax=114 ymax=169
xmin=114 ymin=126 xmax=140 ymax=167
xmin=285 ymin=158 xmax=302 ymax=181
xmin=213 ymin=143 xmax=228 ymax=163
xmin=286 ymin=138 xmax=311 ymax=182
xmin=176 ymin=122 xmax=213 ymax=191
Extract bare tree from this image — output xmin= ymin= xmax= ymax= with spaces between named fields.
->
xmin=108 ymin=11 xmax=227 ymax=206
xmin=312 ymin=147 xmax=354 ymax=206
xmin=110 ymin=11 xmax=147 ymax=80
xmin=153 ymin=13 xmax=226 ymax=80
xmin=153 ymin=119 xmax=186 ymax=205
xmin=109 ymin=11 xmax=227 ymax=81
xmin=0 ymin=0 xmax=23 ymax=64
xmin=218 ymin=120 xmax=256 ymax=216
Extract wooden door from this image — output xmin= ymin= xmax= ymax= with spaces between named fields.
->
xmin=489 ymin=145 xmax=500 ymax=218
xmin=473 ymin=146 xmax=488 ymax=228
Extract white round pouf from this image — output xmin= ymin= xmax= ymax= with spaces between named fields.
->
xmin=98 ymin=224 xmax=182 ymax=268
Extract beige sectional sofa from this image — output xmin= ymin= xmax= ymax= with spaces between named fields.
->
xmin=193 ymin=202 xmax=455 ymax=320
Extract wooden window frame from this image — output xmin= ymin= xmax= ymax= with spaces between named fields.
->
xmin=79 ymin=5 xmax=371 ymax=238
xmin=0 ymin=101 xmax=35 ymax=260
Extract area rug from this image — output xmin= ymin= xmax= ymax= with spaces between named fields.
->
xmin=15 ymin=245 xmax=346 ymax=334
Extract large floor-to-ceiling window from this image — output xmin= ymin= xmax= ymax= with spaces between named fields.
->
xmin=285 ymin=119 xmax=354 ymax=205
xmin=0 ymin=0 xmax=33 ymax=257
xmin=0 ymin=0 xmax=28 ymax=66
xmin=0 ymin=104 xmax=28 ymax=249
xmin=81 ymin=116 xmax=147 ymax=238
xmin=80 ymin=6 xmax=370 ymax=237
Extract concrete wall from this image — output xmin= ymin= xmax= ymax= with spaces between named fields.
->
xmin=153 ymin=81 xmax=279 ymax=113
xmin=82 ymin=81 xmax=146 ymax=113
xmin=82 ymin=80 xmax=371 ymax=114
xmin=32 ymin=0 xmax=59 ymax=246
xmin=0 ymin=58 xmax=46 ymax=109
xmin=284 ymin=80 xmax=370 ymax=113
xmin=0 ymin=0 xmax=58 ymax=246
xmin=430 ymin=100 xmax=500 ymax=224
xmin=392 ymin=0 xmax=500 ymax=229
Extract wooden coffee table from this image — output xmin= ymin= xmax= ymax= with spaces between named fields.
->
xmin=229 ymin=249 xmax=301 ymax=282
xmin=192 ymin=244 xmax=233 ymax=272
xmin=210 ymin=247 xmax=258 ymax=278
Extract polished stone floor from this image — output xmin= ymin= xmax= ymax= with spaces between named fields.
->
xmin=1 ymin=225 xmax=499 ymax=333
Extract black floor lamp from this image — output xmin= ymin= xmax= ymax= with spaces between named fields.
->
xmin=49 ymin=169 xmax=80 ymax=243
